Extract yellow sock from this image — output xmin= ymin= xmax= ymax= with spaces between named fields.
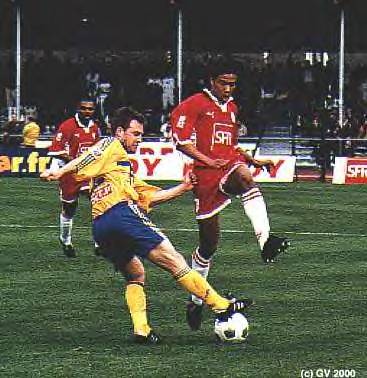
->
xmin=175 ymin=269 xmax=230 ymax=312
xmin=125 ymin=283 xmax=151 ymax=336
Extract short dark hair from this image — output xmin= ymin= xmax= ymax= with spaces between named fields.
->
xmin=110 ymin=107 xmax=145 ymax=134
xmin=78 ymin=98 xmax=96 ymax=105
xmin=207 ymin=57 xmax=240 ymax=79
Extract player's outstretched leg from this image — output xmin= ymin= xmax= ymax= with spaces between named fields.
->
xmin=176 ymin=268 xmax=254 ymax=316
xmin=224 ymin=164 xmax=289 ymax=263
xmin=240 ymin=188 xmax=290 ymax=263
xmin=240 ymin=187 xmax=270 ymax=249
xmin=147 ymin=239 xmax=253 ymax=335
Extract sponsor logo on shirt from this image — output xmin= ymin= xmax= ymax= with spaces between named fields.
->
xmin=91 ymin=183 xmax=112 ymax=204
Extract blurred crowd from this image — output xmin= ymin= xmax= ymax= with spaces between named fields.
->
xmin=1 ymin=50 xmax=367 ymax=144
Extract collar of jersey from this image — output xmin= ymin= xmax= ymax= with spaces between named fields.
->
xmin=203 ymin=88 xmax=233 ymax=110
xmin=75 ymin=113 xmax=94 ymax=129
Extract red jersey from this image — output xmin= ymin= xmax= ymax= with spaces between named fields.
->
xmin=49 ymin=115 xmax=100 ymax=159
xmin=171 ymin=89 xmax=240 ymax=167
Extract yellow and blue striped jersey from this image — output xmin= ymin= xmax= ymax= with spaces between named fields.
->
xmin=74 ymin=137 xmax=160 ymax=218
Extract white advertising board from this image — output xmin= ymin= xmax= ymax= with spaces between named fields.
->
xmin=130 ymin=142 xmax=296 ymax=182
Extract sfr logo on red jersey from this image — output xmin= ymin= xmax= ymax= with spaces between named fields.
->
xmin=214 ymin=130 xmax=232 ymax=145
xmin=212 ymin=122 xmax=234 ymax=147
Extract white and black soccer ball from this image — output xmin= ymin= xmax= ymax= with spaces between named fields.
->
xmin=214 ymin=312 xmax=249 ymax=343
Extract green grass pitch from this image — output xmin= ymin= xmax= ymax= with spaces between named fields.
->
xmin=0 ymin=178 xmax=366 ymax=377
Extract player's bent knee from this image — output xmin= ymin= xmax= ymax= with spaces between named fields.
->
xmin=120 ymin=256 xmax=145 ymax=283
xmin=223 ymin=167 xmax=255 ymax=195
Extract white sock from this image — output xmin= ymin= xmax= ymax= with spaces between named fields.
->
xmin=190 ymin=247 xmax=211 ymax=306
xmin=60 ymin=214 xmax=73 ymax=245
xmin=241 ymin=187 xmax=270 ymax=250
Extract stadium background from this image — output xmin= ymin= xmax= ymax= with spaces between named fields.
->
xmin=1 ymin=1 xmax=367 ymax=377
xmin=1 ymin=0 xmax=367 ymax=180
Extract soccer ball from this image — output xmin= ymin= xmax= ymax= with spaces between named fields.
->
xmin=214 ymin=312 xmax=249 ymax=343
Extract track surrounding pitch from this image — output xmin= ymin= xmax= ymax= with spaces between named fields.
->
xmin=1 ymin=178 xmax=366 ymax=377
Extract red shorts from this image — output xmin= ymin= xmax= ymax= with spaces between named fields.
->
xmin=59 ymin=173 xmax=90 ymax=203
xmin=193 ymin=161 xmax=246 ymax=220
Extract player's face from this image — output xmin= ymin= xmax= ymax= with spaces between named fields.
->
xmin=211 ymin=74 xmax=237 ymax=102
xmin=117 ymin=120 xmax=144 ymax=153
xmin=78 ymin=101 xmax=96 ymax=120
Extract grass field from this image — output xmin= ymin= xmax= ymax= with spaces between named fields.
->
xmin=0 ymin=178 xmax=366 ymax=377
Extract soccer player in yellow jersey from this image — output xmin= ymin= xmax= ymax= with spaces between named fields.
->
xmin=41 ymin=106 xmax=253 ymax=344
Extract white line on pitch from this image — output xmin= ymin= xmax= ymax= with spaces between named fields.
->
xmin=0 ymin=223 xmax=366 ymax=238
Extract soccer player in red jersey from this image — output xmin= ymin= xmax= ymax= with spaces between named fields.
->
xmin=48 ymin=99 xmax=101 ymax=257
xmin=171 ymin=58 xmax=289 ymax=330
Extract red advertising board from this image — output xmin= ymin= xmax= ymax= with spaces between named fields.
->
xmin=345 ymin=158 xmax=367 ymax=184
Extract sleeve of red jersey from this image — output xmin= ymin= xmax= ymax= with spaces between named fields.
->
xmin=171 ymin=99 xmax=199 ymax=145
xmin=48 ymin=122 xmax=70 ymax=156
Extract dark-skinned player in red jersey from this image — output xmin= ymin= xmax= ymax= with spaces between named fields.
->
xmin=48 ymin=98 xmax=101 ymax=257
xmin=171 ymin=57 xmax=289 ymax=331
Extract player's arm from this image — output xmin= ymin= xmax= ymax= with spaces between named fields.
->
xmin=236 ymin=146 xmax=274 ymax=169
xmin=40 ymin=153 xmax=85 ymax=181
xmin=134 ymin=172 xmax=197 ymax=211
xmin=41 ymin=139 xmax=111 ymax=181
xmin=149 ymin=171 xmax=197 ymax=206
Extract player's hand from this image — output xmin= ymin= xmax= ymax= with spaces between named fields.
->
xmin=40 ymin=169 xmax=61 ymax=181
xmin=207 ymin=158 xmax=229 ymax=169
xmin=252 ymin=159 xmax=275 ymax=172
xmin=182 ymin=171 xmax=198 ymax=190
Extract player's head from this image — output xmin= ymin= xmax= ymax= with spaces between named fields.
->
xmin=110 ymin=107 xmax=145 ymax=153
xmin=208 ymin=58 xmax=238 ymax=102
xmin=77 ymin=99 xmax=96 ymax=121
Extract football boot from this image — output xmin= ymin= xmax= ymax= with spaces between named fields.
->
xmin=134 ymin=330 xmax=161 ymax=345
xmin=59 ymin=238 xmax=76 ymax=258
xmin=186 ymin=300 xmax=203 ymax=331
xmin=261 ymin=235 xmax=290 ymax=263
xmin=94 ymin=245 xmax=103 ymax=257
xmin=215 ymin=293 xmax=254 ymax=320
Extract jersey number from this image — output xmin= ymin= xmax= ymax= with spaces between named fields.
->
xmin=175 ymin=115 xmax=186 ymax=129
